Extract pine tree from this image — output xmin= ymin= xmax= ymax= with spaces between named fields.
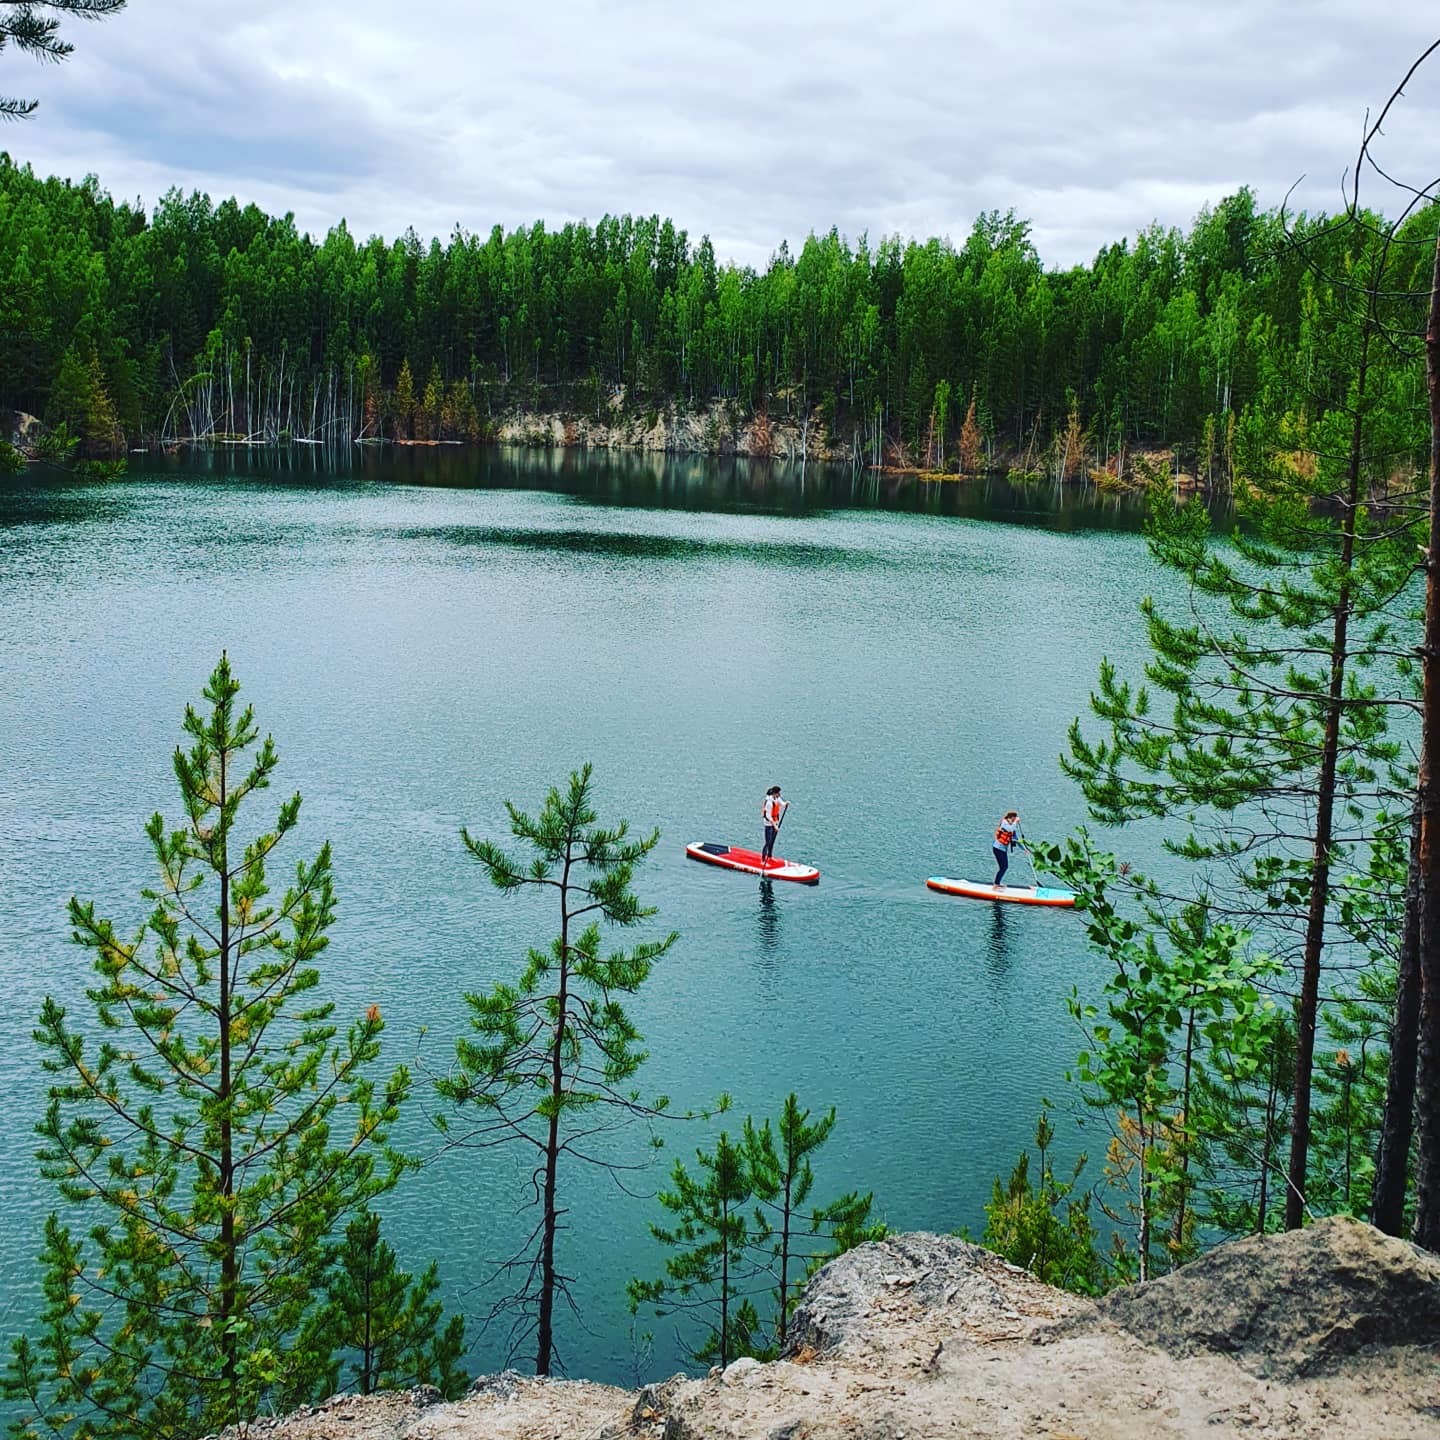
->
xmin=306 ymin=1211 xmax=468 ymax=1399
xmin=392 ymin=358 xmax=416 ymax=441
xmin=81 ymin=349 xmax=120 ymax=455
xmin=929 ymin=379 xmax=951 ymax=470
xmin=1064 ymin=217 xmax=1423 ymax=1228
xmin=983 ymin=1110 xmax=1104 ymax=1295
xmin=958 ymin=393 xmax=984 ymax=474
xmin=1412 ymin=222 xmax=1440 ymax=1247
xmin=3 ymin=656 xmax=410 ymax=1439
xmin=1047 ymin=835 xmax=1280 ymax=1278
xmin=628 ymin=1131 xmax=763 ymax=1369
xmin=742 ymin=1097 xmax=881 ymax=1350
xmin=420 ymin=363 xmax=443 ymax=441
xmin=46 ymin=345 xmax=91 ymax=434
xmin=435 ymin=765 xmax=677 ymax=1376
xmin=632 ymin=1099 xmax=883 ymax=1365
xmin=1 ymin=1 xmax=126 ymax=118
xmin=46 ymin=345 xmax=120 ymax=456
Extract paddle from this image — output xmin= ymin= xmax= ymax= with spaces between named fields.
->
xmin=1022 ymin=842 xmax=1040 ymax=889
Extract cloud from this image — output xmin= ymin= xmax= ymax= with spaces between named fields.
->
xmin=6 ymin=1 xmax=1438 ymax=267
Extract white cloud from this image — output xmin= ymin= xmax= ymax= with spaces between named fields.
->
xmin=6 ymin=1 xmax=1437 ymax=267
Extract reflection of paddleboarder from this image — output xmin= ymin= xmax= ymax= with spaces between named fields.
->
xmin=993 ymin=810 xmax=1022 ymax=887
xmin=757 ymin=879 xmax=779 ymax=950
xmin=762 ymin=785 xmax=790 ymax=864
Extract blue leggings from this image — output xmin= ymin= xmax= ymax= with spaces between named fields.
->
xmin=763 ymin=824 xmax=779 ymax=859
xmin=993 ymin=845 xmax=1010 ymax=884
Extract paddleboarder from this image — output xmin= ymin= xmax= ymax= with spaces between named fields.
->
xmin=762 ymin=785 xmax=789 ymax=864
xmin=993 ymin=810 xmax=1022 ymax=887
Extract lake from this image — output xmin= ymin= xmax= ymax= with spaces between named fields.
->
xmin=0 ymin=447 xmax=1175 ymax=1388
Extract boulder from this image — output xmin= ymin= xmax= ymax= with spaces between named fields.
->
xmin=1099 ymin=1214 xmax=1440 ymax=1377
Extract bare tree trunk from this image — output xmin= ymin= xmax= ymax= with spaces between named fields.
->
xmin=217 ymin=743 xmax=238 ymax=1416
xmin=1413 ymin=231 xmax=1440 ymax=1251
xmin=1374 ymin=798 xmax=1422 ymax=1232
xmin=1284 ymin=318 xmax=1366 ymax=1231
xmin=536 ymin=850 xmax=572 ymax=1376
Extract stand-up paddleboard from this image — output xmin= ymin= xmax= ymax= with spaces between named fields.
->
xmin=926 ymin=876 xmax=1076 ymax=907
xmin=687 ymin=842 xmax=820 ymax=885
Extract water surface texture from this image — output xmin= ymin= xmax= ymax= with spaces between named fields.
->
xmin=0 ymin=451 xmax=1172 ymax=1384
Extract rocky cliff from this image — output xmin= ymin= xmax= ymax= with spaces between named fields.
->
xmin=220 ymin=1217 xmax=1440 ymax=1439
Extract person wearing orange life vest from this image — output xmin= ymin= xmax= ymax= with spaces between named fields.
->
xmin=993 ymin=811 xmax=1022 ymax=887
xmin=762 ymin=785 xmax=790 ymax=864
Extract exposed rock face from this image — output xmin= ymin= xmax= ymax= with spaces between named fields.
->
xmin=214 ymin=1221 xmax=1440 ymax=1440
xmin=490 ymin=403 xmax=854 ymax=462
xmin=6 ymin=410 xmax=43 ymax=453
xmin=786 ymin=1230 xmax=1089 ymax=1355
xmin=1096 ymin=1213 xmax=1440 ymax=1378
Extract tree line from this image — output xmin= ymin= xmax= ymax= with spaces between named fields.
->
xmin=2 ymin=152 xmax=1434 ymax=481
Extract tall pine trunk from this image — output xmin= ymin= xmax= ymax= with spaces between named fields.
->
xmin=777 ymin=1173 xmax=793 ymax=1348
xmin=1284 ymin=296 xmax=1371 ymax=1229
xmin=536 ymin=854 xmax=572 ymax=1376
xmin=1374 ymin=798 xmax=1422 ymax=1232
xmin=1414 ymin=232 xmax=1440 ymax=1251
xmin=218 ymin=738 xmax=238 ymax=1414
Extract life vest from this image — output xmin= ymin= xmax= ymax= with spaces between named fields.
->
xmin=995 ymin=819 xmax=1019 ymax=848
xmin=763 ymin=795 xmax=783 ymax=825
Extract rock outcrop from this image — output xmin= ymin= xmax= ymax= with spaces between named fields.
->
xmin=1096 ymin=1214 xmax=1440 ymax=1379
xmin=489 ymin=403 xmax=856 ymax=463
xmin=217 ymin=1218 xmax=1440 ymax=1439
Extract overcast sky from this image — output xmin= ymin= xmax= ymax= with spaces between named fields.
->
xmin=6 ymin=2 xmax=1438 ymax=269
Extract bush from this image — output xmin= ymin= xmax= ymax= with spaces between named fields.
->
xmin=982 ymin=1109 xmax=1105 ymax=1296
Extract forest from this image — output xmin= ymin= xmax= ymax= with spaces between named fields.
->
xmin=1 ymin=151 xmax=1435 ymax=480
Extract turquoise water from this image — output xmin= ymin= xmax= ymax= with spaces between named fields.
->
xmin=0 ymin=450 xmax=1172 ymax=1386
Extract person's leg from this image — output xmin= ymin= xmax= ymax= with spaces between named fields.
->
xmin=763 ymin=823 xmax=778 ymax=860
xmin=994 ymin=845 xmax=1009 ymax=885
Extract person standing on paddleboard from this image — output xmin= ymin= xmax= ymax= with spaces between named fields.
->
xmin=993 ymin=811 xmax=1022 ymax=887
xmin=762 ymin=785 xmax=789 ymax=864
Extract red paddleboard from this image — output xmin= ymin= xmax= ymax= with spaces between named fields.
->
xmin=686 ymin=842 xmax=820 ymax=884
xmin=926 ymin=877 xmax=1076 ymax=907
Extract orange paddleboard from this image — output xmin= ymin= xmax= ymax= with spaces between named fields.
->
xmin=926 ymin=876 xmax=1076 ymax=907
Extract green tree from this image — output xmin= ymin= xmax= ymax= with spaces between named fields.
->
xmin=1064 ymin=215 xmax=1422 ymax=1227
xmin=435 ymin=765 xmax=677 ymax=1377
xmin=306 ymin=1210 xmax=468 ymax=1400
xmin=391 ymin=358 xmax=415 ymax=441
xmin=46 ymin=346 xmax=119 ymax=455
xmin=3 ymin=655 xmax=410 ymax=1439
xmin=1047 ymin=834 xmax=1280 ymax=1279
xmin=632 ymin=1099 xmax=883 ymax=1365
xmin=1191 ymin=1008 xmax=1295 ymax=1238
xmin=983 ymin=1109 xmax=1104 ymax=1295
xmin=1413 ymin=119 xmax=1440 ymax=1254
xmin=742 ymin=1096 xmax=882 ymax=1351
xmin=1 ymin=1 xmax=126 ymax=118
xmin=958 ymin=393 xmax=983 ymax=473
xmin=929 ymin=378 xmax=951 ymax=469
xmin=419 ymin=362 xmax=442 ymax=442
xmin=629 ymin=1130 xmax=763 ymax=1369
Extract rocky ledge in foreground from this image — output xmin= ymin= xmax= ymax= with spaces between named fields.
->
xmin=223 ymin=1216 xmax=1440 ymax=1440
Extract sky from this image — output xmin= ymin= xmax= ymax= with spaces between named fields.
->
xmin=5 ymin=1 xmax=1439 ymax=269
